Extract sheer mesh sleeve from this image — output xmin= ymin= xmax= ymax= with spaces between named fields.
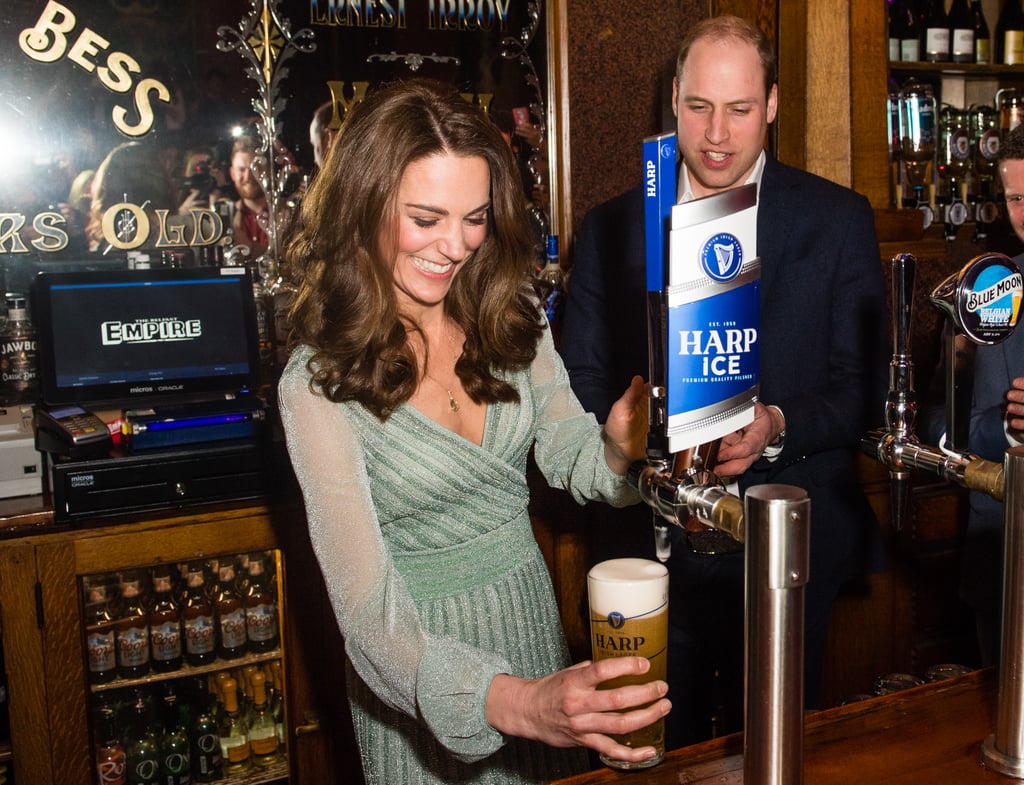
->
xmin=530 ymin=326 xmax=641 ymax=508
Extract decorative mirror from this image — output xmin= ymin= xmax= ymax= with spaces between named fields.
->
xmin=0 ymin=0 xmax=561 ymax=294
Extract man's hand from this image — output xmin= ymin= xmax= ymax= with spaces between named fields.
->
xmin=714 ymin=402 xmax=785 ymax=478
xmin=1007 ymin=376 xmax=1024 ymax=441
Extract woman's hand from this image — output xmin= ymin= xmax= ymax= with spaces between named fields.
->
xmin=604 ymin=375 xmax=649 ymax=475
xmin=485 ymin=657 xmax=670 ymax=763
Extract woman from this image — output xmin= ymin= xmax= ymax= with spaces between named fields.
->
xmin=278 ymin=79 xmax=668 ymax=784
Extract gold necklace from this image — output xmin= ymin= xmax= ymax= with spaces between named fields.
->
xmin=423 ymin=327 xmax=462 ymax=413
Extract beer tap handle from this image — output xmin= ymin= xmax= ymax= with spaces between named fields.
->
xmin=887 ymin=253 xmax=918 ymax=533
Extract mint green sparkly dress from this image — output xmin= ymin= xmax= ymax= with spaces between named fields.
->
xmin=278 ymin=327 xmax=640 ymax=785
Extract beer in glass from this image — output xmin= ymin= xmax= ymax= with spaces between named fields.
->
xmin=587 ymin=557 xmax=669 ymax=770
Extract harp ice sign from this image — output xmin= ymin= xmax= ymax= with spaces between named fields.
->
xmin=666 ymin=183 xmax=760 ymax=453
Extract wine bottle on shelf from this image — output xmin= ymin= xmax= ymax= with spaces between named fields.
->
xmin=188 ymin=676 xmax=223 ymax=782
xmin=901 ymin=0 xmax=922 ymax=59
xmin=949 ymin=0 xmax=976 ymax=62
xmin=116 ymin=571 xmax=151 ymax=680
xmin=218 ymin=677 xmax=251 ymax=774
xmin=158 ymin=685 xmax=191 ymax=785
xmin=921 ymin=0 xmax=951 ymax=61
xmin=123 ymin=693 xmax=160 ymax=785
xmin=248 ymin=671 xmax=280 ymax=767
xmin=889 ymin=0 xmax=904 ymax=61
xmin=95 ymin=707 xmax=128 ymax=785
xmin=996 ymin=0 xmax=1024 ymax=64
xmin=973 ymin=0 xmax=992 ymax=62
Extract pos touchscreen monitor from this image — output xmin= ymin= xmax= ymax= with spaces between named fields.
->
xmin=34 ymin=267 xmax=261 ymax=407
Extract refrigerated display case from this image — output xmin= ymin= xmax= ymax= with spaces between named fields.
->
xmin=0 ymin=500 xmax=361 ymax=785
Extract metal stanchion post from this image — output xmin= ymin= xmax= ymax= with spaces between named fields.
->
xmin=982 ymin=446 xmax=1024 ymax=778
xmin=743 ymin=484 xmax=810 ymax=785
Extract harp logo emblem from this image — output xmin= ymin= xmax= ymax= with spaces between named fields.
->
xmin=701 ymin=233 xmax=743 ymax=282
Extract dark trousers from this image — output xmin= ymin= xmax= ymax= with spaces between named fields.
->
xmin=663 ymin=534 xmax=834 ymax=750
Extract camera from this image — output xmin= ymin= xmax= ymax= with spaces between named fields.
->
xmin=182 ymin=161 xmax=219 ymax=201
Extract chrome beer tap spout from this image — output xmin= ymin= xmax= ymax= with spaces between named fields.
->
xmin=877 ymin=253 xmax=919 ymax=532
xmin=863 ymin=252 xmax=1023 ymax=521
xmin=631 ymin=457 xmax=745 ymax=544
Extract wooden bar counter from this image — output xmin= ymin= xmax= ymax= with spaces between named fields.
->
xmin=549 ymin=668 xmax=1008 ymax=784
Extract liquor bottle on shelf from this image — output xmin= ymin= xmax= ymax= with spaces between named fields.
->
xmin=244 ymin=552 xmax=279 ymax=653
xmin=537 ymin=234 xmax=564 ymax=324
xmin=95 ymin=707 xmax=128 ymax=785
xmin=85 ymin=581 xmax=118 ymax=684
xmin=938 ymin=104 xmax=973 ymax=198
xmin=123 ymin=693 xmax=160 ymax=785
xmin=215 ymin=561 xmax=248 ymax=660
xmin=995 ymin=0 xmax=1024 ymax=64
xmin=116 ymin=571 xmax=151 ymax=680
xmin=148 ymin=568 xmax=183 ymax=673
xmin=248 ymin=671 xmax=280 ymax=767
xmin=969 ymin=103 xmax=1002 ymax=236
xmin=218 ymin=677 xmax=251 ymax=774
xmin=0 ymin=293 xmax=38 ymax=406
xmin=157 ymin=685 xmax=191 ymax=785
xmin=949 ymin=0 xmax=976 ymax=62
xmin=898 ymin=77 xmax=938 ymax=226
xmin=188 ymin=677 xmax=223 ymax=782
xmin=973 ymin=0 xmax=992 ymax=62
xmin=182 ymin=562 xmax=216 ymax=667
xmin=921 ymin=0 xmax=951 ymax=61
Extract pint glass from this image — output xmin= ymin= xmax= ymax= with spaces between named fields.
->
xmin=587 ymin=558 xmax=669 ymax=770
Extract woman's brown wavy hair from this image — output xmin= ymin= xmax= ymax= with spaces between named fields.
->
xmin=285 ymin=78 xmax=545 ymax=419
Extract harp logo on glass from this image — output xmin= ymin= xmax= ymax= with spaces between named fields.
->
xmin=701 ymin=233 xmax=743 ymax=282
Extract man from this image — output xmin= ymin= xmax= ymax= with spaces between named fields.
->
xmin=934 ymin=124 xmax=1024 ymax=666
xmin=560 ymin=15 xmax=888 ymax=747
xmin=229 ymin=134 xmax=270 ymax=259
xmin=309 ymin=100 xmax=341 ymax=171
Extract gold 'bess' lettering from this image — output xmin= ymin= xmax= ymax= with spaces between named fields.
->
xmin=18 ymin=1 xmax=171 ymax=137
xmin=310 ymin=0 xmax=407 ymax=28
xmin=428 ymin=0 xmax=511 ymax=31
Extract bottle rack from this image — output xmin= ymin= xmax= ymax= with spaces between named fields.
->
xmin=83 ymin=550 xmax=288 ymax=785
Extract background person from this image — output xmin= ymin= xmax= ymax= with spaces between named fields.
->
xmin=924 ymin=122 xmax=1024 ymax=667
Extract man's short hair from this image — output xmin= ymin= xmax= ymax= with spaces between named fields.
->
xmin=999 ymin=123 xmax=1024 ymax=163
xmin=675 ymin=15 xmax=777 ymax=100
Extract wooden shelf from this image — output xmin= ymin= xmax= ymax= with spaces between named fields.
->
xmin=89 ymin=648 xmax=283 ymax=694
xmin=889 ymin=61 xmax=1024 ymax=77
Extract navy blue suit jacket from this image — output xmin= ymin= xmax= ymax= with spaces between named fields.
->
xmin=561 ymin=154 xmax=889 ymax=596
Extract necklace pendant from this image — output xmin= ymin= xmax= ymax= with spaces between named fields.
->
xmin=447 ymin=390 xmax=460 ymax=413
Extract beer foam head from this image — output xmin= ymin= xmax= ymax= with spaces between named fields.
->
xmin=588 ymin=558 xmax=668 ymax=617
